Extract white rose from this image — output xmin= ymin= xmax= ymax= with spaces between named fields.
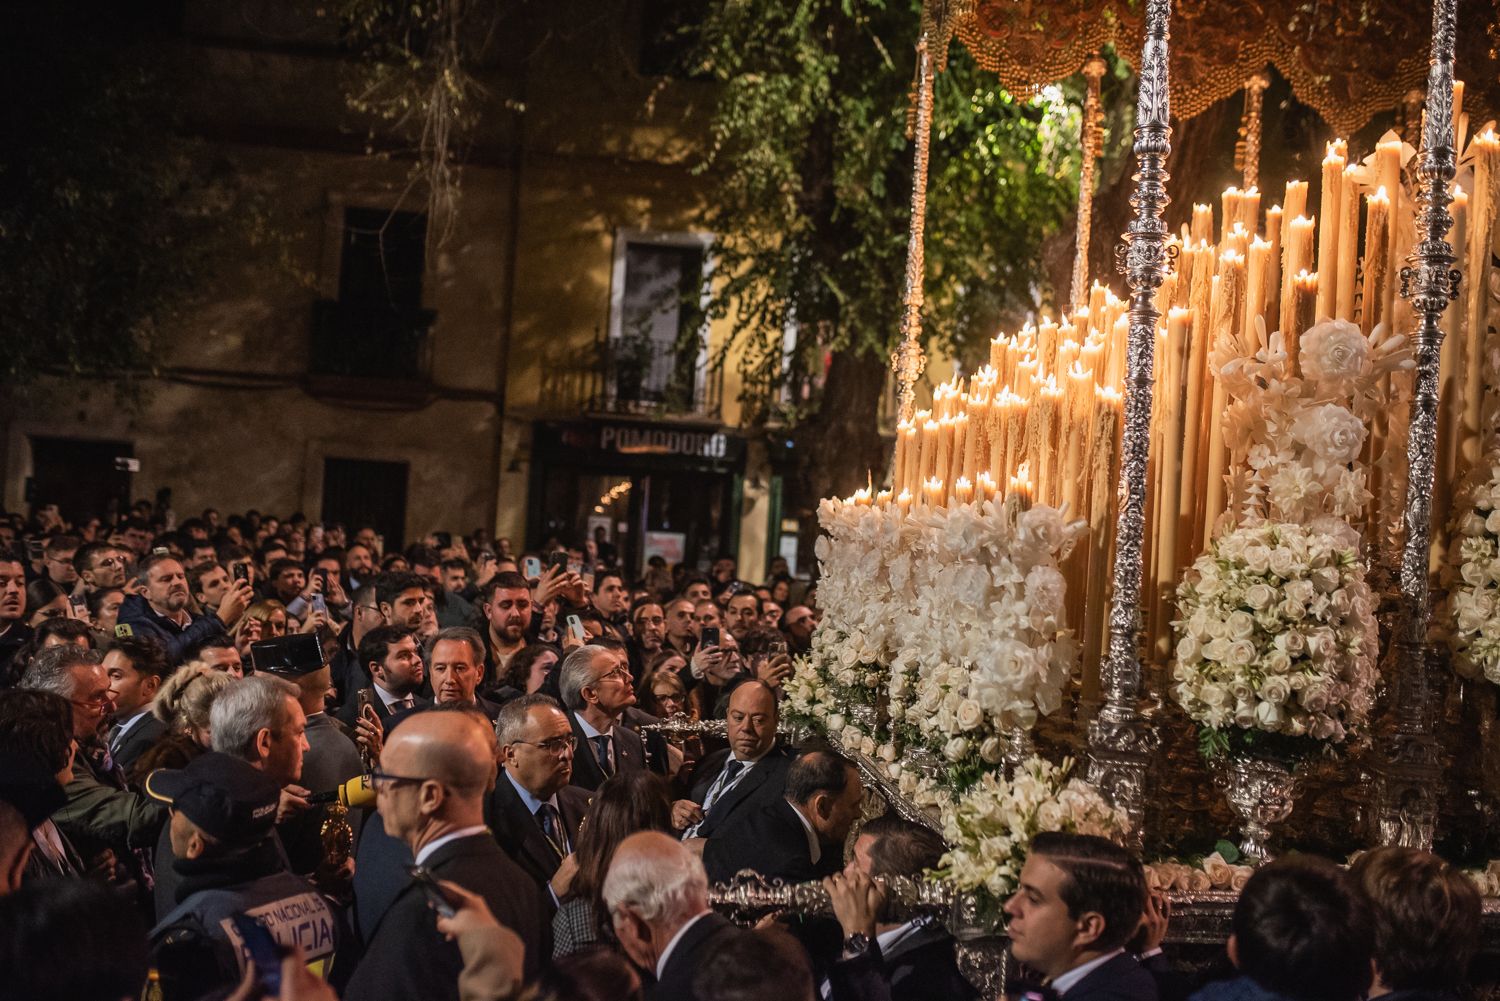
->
xmin=1268 ymin=547 xmax=1299 ymax=579
xmin=1253 ymin=701 xmax=1285 ymax=729
xmin=1244 ymin=544 xmax=1273 ymax=575
xmin=1227 ymin=611 xmax=1256 ymax=640
xmin=1294 ymin=403 xmax=1366 ymax=465
xmin=1199 ymin=683 xmax=1230 ymax=708
xmin=827 ymin=713 xmax=846 ymax=732
xmin=943 ymin=737 xmax=970 ymax=761
xmin=1246 ymin=583 xmax=1275 ymax=610
xmin=956 ymin=700 xmax=984 ymax=732
xmin=1227 ymin=639 xmax=1258 ymax=666
xmin=1487 ymin=510 xmax=1500 ymax=535
xmin=979 ymin=737 xmax=1005 ymax=764
xmin=1202 ymin=853 xmax=1233 ymax=888
xmin=1259 ymin=677 xmax=1291 ymax=705
xmin=1300 ymin=318 xmax=1371 ymax=383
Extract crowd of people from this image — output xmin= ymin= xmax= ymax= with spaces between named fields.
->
xmin=0 ymin=501 xmax=1486 ymax=1001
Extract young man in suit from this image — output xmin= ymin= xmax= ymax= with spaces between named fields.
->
xmin=1189 ymin=856 xmax=1373 ymax=1001
xmin=1003 ymin=832 xmax=1158 ymax=1001
xmin=559 ymin=643 xmax=651 ymax=791
xmin=605 ymin=830 xmax=741 ymax=1001
xmin=338 ymin=625 xmax=429 ymax=727
xmin=674 ymin=680 xmax=790 ymax=840
xmin=489 ymin=693 xmax=591 ymax=902
xmin=702 ymin=749 xmax=863 ymax=885
xmin=823 ymin=814 xmax=978 ymax=1001
xmin=102 ymin=636 xmax=169 ymax=778
xmin=344 ymin=707 xmax=547 ymax=1001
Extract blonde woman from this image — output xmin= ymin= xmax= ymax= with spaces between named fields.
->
xmin=128 ymin=663 xmax=234 ymax=784
xmin=232 ymin=599 xmax=288 ymax=658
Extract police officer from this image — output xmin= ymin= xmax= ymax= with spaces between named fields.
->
xmin=147 ymin=752 xmax=343 ymax=1000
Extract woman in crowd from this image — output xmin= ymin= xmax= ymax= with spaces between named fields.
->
xmin=496 ymin=643 xmax=562 ymax=700
xmin=128 ymin=663 xmax=233 ymax=783
xmin=88 ymin=587 xmax=125 ymax=635
xmin=637 ymin=652 xmax=700 ymax=779
xmin=552 ymin=770 xmax=674 ymax=959
xmin=25 ymin=578 xmax=69 ymax=627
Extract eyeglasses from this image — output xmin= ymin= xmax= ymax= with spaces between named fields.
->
xmin=355 ymin=604 xmax=381 ymax=616
xmin=512 ymin=735 xmax=577 ymax=756
xmin=596 ymin=666 xmax=631 ymax=684
xmin=369 ymin=768 xmax=433 ymax=789
xmin=71 ymin=693 xmax=113 ymax=709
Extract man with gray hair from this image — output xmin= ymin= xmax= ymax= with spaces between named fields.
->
xmin=21 ymin=644 xmax=166 ymax=902
xmin=152 ymin=673 xmax=310 ymax=918
xmin=559 ymin=643 xmax=649 ymax=791
xmin=605 ymin=830 xmax=739 ymax=1001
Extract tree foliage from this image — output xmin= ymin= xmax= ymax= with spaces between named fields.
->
xmin=0 ymin=8 xmax=270 ymax=392
xmin=689 ymin=0 xmax=1085 ymax=427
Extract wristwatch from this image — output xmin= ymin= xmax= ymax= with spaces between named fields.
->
xmin=842 ymin=932 xmax=872 ymax=958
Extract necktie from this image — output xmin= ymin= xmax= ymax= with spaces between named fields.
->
xmin=396 ymin=697 xmax=414 ymax=711
xmin=592 ymin=734 xmax=613 ymax=776
xmin=106 ymin=722 xmax=124 ymax=755
xmin=535 ymin=803 xmax=566 ymax=857
xmin=685 ymin=759 xmax=747 ymax=839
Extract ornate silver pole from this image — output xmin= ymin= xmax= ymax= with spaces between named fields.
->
xmin=1086 ymin=0 xmax=1172 ymax=845
xmin=1371 ymin=0 xmax=1461 ymax=850
xmin=892 ymin=35 xmax=935 ymax=424
xmin=1070 ymin=55 xmax=1108 ymax=308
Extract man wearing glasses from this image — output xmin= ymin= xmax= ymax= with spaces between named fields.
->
xmin=327 ymin=582 xmax=386 ymax=709
xmin=18 ymin=644 xmax=166 ymax=904
xmin=345 ymin=709 xmax=546 ymax=1000
xmin=558 ymin=644 xmax=652 ymax=792
xmin=73 ymin=542 xmax=132 ymax=598
xmin=488 ymin=693 xmax=592 ymax=905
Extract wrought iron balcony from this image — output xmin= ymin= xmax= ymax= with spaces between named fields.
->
xmin=539 ymin=332 xmax=722 ymax=419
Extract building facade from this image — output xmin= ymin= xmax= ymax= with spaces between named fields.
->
xmin=2 ymin=0 xmax=781 ymax=580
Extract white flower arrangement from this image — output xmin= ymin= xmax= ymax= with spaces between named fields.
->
xmin=1172 ymin=521 xmax=1377 ymax=757
xmin=936 ymin=757 xmax=1128 ymax=901
xmin=1444 ymin=455 xmax=1500 ymax=684
xmin=784 ymin=494 xmax=1083 ymax=772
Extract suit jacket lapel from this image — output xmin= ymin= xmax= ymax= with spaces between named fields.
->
xmin=705 ymin=758 xmax=770 ymax=823
xmin=493 ymin=775 xmax=563 ymax=879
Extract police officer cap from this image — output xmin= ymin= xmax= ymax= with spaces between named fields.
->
xmin=145 ymin=752 xmax=280 ymax=845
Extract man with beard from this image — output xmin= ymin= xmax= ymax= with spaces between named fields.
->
xmin=0 ymin=555 xmax=29 ymax=682
xmin=338 ymin=625 xmax=429 ymax=727
xmin=590 ymin=571 xmax=631 ymax=644
xmin=481 ymin=572 xmax=533 ymax=687
xmin=628 ymin=600 xmax=666 ymax=679
xmin=118 ymin=555 xmax=253 ymax=666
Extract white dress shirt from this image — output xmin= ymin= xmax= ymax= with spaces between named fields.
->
xmin=787 ymin=799 xmax=821 ymax=865
xmin=414 ymin=825 xmax=490 ymax=867
xmin=656 ymin=910 xmax=713 ymax=979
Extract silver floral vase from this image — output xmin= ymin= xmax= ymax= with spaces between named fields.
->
xmin=1215 ymin=755 xmax=1299 ymax=861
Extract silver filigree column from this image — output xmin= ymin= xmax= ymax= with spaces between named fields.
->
xmin=1371 ymin=0 xmax=1462 ymax=850
xmin=1086 ymin=0 xmax=1172 ymax=846
xmin=892 ymin=36 xmax=935 ymax=425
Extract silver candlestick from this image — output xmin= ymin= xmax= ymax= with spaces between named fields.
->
xmin=1371 ymin=0 xmax=1462 ymax=851
xmin=1087 ymin=0 xmax=1173 ymax=846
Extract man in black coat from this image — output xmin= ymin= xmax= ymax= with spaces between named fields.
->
xmin=117 ymin=554 xmax=253 ymax=667
xmin=558 ymin=643 xmax=659 ymax=791
xmin=335 ymin=625 xmax=430 ymax=729
xmin=604 ymin=830 xmax=742 ymax=1001
xmin=429 ymin=627 xmax=505 ymax=723
xmin=825 ymin=814 xmax=978 ymax=1001
xmin=673 ymin=680 xmax=790 ymax=841
xmin=702 ymin=749 xmax=863 ymax=885
xmin=488 ymin=693 xmax=591 ymax=901
xmin=343 ymin=708 xmax=546 ymax=1001
xmin=102 ymin=637 xmax=169 ymax=778
xmin=1003 ymin=832 xmax=1158 ymax=1001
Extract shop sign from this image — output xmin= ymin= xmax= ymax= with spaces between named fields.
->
xmin=597 ymin=424 xmax=741 ymax=461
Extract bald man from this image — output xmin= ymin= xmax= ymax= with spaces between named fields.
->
xmin=345 ymin=707 xmax=545 ymax=1001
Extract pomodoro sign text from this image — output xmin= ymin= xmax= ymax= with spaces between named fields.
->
xmin=599 ymin=425 xmax=730 ymax=459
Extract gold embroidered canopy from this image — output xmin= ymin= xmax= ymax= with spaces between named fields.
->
xmin=921 ymin=0 xmax=1500 ymax=134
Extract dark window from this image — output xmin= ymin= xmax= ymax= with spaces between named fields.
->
xmin=310 ymin=208 xmax=435 ymax=382
xmin=321 ymin=457 xmax=409 ymax=550
xmin=28 ymin=437 xmax=133 ymax=526
xmin=610 ymin=240 xmax=710 ymax=412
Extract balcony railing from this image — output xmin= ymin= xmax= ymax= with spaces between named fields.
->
xmin=310 ymin=299 xmax=436 ymax=383
xmin=540 ymin=332 xmax=722 ymax=419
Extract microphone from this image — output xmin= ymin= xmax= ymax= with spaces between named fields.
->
xmin=309 ymin=775 xmax=376 ymax=809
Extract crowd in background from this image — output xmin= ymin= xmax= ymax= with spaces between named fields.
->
xmin=0 ymin=497 xmax=1486 ymax=1001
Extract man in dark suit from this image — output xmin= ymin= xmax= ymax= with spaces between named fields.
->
xmin=1003 ymin=832 xmax=1158 ymax=1001
xmin=702 ymin=749 xmax=863 ymax=885
xmin=102 ymin=636 xmax=169 ymax=778
xmin=488 ymin=693 xmax=591 ymax=900
xmin=674 ymin=679 xmax=790 ymax=840
xmin=429 ymin=627 xmax=504 ymax=722
xmin=336 ymin=625 xmax=429 ymax=728
xmin=343 ymin=707 xmax=547 ymax=1001
xmin=604 ymin=830 xmax=742 ymax=1001
xmin=825 ymin=814 xmax=978 ymax=1001
xmin=559 ymin=643 xmax=657 ymax=791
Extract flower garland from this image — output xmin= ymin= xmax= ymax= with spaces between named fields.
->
xmin=785 ymin=494 xmax=1083 ymax=774
xmin=1444 ymin=455 xmax=1500 ymax=684
xmin=1172 ymin=521 xmax=1377 ymax=758
xmin=1145 ymin=851 xmax=1254 ymax=894
xmin=936 ymin=756 xmax=1128 ymax=901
